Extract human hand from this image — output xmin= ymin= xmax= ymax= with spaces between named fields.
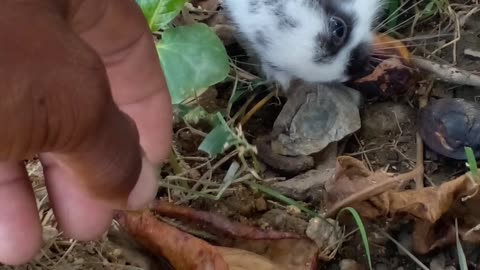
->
xmin=0 ymin=0 xmax=172 ymax=265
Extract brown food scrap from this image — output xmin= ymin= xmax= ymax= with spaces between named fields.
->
xmin=349 ymin=33 xmax=417 ymax=98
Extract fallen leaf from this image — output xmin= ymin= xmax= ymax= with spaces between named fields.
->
xmin=150 ymin=200 xmax=300 ymax=240
xmin=116 ymin=210 xmax=229 ymax=270
xmin=324 ymin=156 xmax=398 ymax=218
xmin=324 ymin=156 xmax=480 ymax=254
xmin=150 ymin=200 xmax=320 ymax=269
xmin=116 ymin=207 xmax=320 ymax=270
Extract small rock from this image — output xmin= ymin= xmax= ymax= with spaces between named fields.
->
xmin=339 ymin=259 xmax=365 ymax=270
xmin=397 ymin=230 xmax=413 ymax=256
xmin=259 ymin=209 xmax=308 ymax=234
xmin=73 ymin=258 xmax=85 ymax=265
xmin=429 ymin=253 xmax=446 ymax=270
xmin=272 ymin=83 xmax=362 ymax=156
xmin=272 ymin=144 xmax=337 ymax=202
xmin=360 ymin=101 xmax=415 ymax=141
xmin=306 ymin=217 xmax=341 ymax=258
xmin=444 ymin=266 xmax=456 ymax=270
xmin=375 ymin=263 xmax=388 ymax=270
xmin=286 ymin=205 xmax=302 ymax=216
xmin=254 ymin=197 xmax=268 ymax=211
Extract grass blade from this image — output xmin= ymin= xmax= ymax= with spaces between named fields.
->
xmin=337 ymin=207 xmax=373 ymax=270
xmin=245 ymin=181 xmax=319 ymax=218
xmin=465 ymin=147 xmax=478 ymax=178
xmin=455 ymin=219 xmax=469 ymax=270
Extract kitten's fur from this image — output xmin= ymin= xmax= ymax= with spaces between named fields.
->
xmin=223 ymin=0 xmax=383 ymax=91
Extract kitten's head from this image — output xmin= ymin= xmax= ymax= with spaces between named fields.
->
xmin=262 ymin=0 xmax=383 ymax=87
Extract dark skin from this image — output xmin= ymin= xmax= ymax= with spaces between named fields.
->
xmin=0 ymin=0 xmax=172 ymax=265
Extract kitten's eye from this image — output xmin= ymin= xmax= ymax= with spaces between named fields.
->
xmin=329 ymin=16 xmax=347 ymax=44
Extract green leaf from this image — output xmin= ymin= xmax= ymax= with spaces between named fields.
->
xmin=157 ymin=23 xmax=230 ymax=104
xmin=387 ymin=0 xmax=400 ymax=29
xmin=173 ymin=104 xmax=218 ymax=125
xmin=135 ymin=0 xmax=187 ymax=31
xmin=198 ymin=113 xmax=236 ymax=157
xmin=337 ymin=207 xmax=373 ymax=270
xmin=245 ymin=181 xmax=319 ymax=218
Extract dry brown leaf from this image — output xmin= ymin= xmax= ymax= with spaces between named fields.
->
xmin=150 ymin=200 xmax=319 ymax=269
xmin=218 ymin=247 xmax=286 ymax=270
xmin=116 ymin=201 xmax=320 ymax=270
xmin=116 ymin=210 xmax=229 ymax=270
xmin=325 ymin=156 xmax=399 ymax=218
xmin=150 ymin=200 xmax=300 ymax=240
xmin=324 ymin=156 xmax=480 ymax=254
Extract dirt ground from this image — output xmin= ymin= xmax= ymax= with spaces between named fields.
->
xmin=4 ymin=1 xmax=480 ymax=270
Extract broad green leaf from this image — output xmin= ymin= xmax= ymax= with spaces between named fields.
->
xmin=135 ymin=0 xmax=187 ymax=31
xmin=157 ymin=23 xmax=230 ymax=104
xmin=198 ymin=113 xmax=236 ymax=157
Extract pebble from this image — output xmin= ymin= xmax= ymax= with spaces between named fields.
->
xmin=339 ymin=259 xmax=365 ymax=270
xmin=429 ymin=253 xmax=446 ymax=270
xmin=375 ymin=263 xmax=388 ymax=270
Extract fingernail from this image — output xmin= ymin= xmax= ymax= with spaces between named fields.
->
xmin=127 ymin=157 xmax=158 ymax=210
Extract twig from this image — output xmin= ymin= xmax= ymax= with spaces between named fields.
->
xmin=240 ymin=91 xmax=276 ymax=125
xmin=413 ymin=57 xmax=480 ymax=87
xmin=324 ymin=165 xmax=423 ymax=218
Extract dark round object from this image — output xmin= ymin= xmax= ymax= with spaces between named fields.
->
xmin=418 ymin=98 xmax=480 ymax=160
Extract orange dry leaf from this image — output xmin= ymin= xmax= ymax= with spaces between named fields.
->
xmin=149 ymin=200 xmax=319 ymax=270
xmin=116 ymin=210 xmax=229 ymax=270
xmin=324 ymin=156 xmax=480 ymax=254
xmin=373 ymin=34 xmax=412 ymax=65
xmin=150 ymin=200 xmax=300 ymax=240
xmin=116 ymin=202 xmax=320 ymax=270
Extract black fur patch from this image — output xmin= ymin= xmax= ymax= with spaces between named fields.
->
xmin=255 ymin=30 xmax=269 ymax=47
xmin=248 ymin=0 xmax=261 ymax=14
xmin=313 ymin=0 xmax=358 ymax=63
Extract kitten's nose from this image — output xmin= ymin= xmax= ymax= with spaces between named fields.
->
xmin=346 ymin=43 xmax=373 ymax=80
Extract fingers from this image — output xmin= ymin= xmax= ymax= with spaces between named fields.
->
xmin=71 ymin=0 xmax=173 ymax=165
xmin=49 ymin=104 xmax=157 ymax=209
xmin=0 ymin=162 xmax=42 ymax=265
xmin=40 ymin=154 xmax=114 ymax=240
xmin=105 ymin=30 xmax=173 ymax=164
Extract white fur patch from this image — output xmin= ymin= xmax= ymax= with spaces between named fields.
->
xmin=223 ymin=0 xmax=383 ymax=91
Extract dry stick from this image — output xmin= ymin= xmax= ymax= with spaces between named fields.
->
xmin=414 ymin=133 xmax=425 ymax=189
xmin=324 ymin=166 xmax=423 ymax=218
xmin=240 ymin=90 xmax=276 ymax=126
xmin=414 ymin=93 xmax=430 ymax=189
xmin=413 ymin=57 xmax=480 ymax=87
